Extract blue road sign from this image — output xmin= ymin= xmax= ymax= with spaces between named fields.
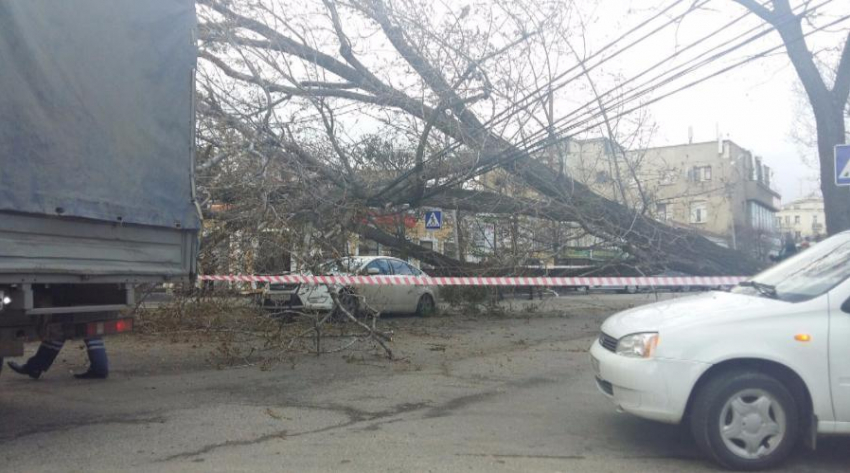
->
xmin=425 ymin=210 xmax=442 ymax=230
xmin=835 ymin=145 xmax=850 ymax=186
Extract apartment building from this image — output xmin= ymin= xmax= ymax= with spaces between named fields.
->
xmin=563 ymin=138 xmax=782 ymax=260
xmin=777 ymin=196 xmax=825 ymax=242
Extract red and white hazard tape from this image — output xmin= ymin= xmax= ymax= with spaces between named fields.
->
xmin=199 ymin=274 xmax=747 ymax=287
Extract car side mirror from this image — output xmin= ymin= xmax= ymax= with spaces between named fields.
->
xmin=842 ymin=297 xmax=850 ymax=314
xmin=366 ymin=267 xmax=381 ymax=275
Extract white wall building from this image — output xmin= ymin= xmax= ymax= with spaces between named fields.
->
xmin=777 ymin=196 xmax=825 ymax=242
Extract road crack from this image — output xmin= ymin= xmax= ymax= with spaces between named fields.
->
xmin=159 ymin=401 xmax=430 ymax=462
xmin=0 ymin=414 xmax=167 ymax=444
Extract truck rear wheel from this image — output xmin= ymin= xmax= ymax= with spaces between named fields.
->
xmin=690 ymin=370 xmax=799 ymax=470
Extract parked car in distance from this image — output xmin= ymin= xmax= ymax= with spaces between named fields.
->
xmin=590 ymin=283 xmax=640 ymax=294
xmin=262 ymin=256 xmax=437 ymax=317
xmin=581 ymin=271 xmax=726 ymax=294
xmin=650 ymin=269 xmax=730 ymax=293
xmin=590 ymin=230 xmax=850 ymax=470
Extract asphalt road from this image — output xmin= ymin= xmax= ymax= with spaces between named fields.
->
xmin=2 ymin=293 xmax=849 ymax=472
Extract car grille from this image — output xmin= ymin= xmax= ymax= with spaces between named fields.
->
xmin=596 ymin=377 xmax=614 ymax=396
xmin=599 ymin=332 xmax=618 ymax=352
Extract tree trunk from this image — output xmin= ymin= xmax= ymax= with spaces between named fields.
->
xmin=817 ymin=106 xmax=850 ymax=234
xmin=734 ymin=0 xmax=850 ymax=234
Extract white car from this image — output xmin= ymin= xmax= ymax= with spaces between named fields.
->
xmin=591 ymin=230 xmax=850 ymax=470
xmin=263 ymin=256 xmax=437 ymax=316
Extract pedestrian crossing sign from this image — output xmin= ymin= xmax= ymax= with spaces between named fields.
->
xmin=425 ymin=210 xmax=442 ymax=230
xmin=836 ymin=145 xmax=850 ymax=186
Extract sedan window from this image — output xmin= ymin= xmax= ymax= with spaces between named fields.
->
xmin=389 ymin=259 xmax=414 ymax=275
xmin=363 ymin=259 xmax=391 ymax=275
xmin=405 ymin=263 xmax=423 ymax=276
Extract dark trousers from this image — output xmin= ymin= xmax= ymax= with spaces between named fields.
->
xmin=26 ymin=337 xmax=108 ymax=374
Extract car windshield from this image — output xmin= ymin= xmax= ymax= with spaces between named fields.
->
xmin=732 ymin=232 xmax=850 ymax=303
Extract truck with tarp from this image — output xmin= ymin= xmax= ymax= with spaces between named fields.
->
xmin=0 ymin=0 xmax=199 ymax=363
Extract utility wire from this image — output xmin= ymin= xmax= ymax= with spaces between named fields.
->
xmin=424 ymin=8 xmax=850 ymax=197
xmin=368 ymin=0 xmax=705 ymax=201
xmin=544 ymin=0 xmax=834 ymax=143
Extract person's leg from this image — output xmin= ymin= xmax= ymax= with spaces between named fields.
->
xmin=74 ymin=337 xmax=108 ymax=379
xmin=6 ymin=340 xmax=64 ymax=379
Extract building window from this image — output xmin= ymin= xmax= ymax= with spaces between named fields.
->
xmin=785 ymin=215 xmax=790 ymax=225
xmin=419 ymin=240 xmax=434 ymax=251
xmin=689 ymin=166 xmax=712 ymax=182
xmin=795 ymin=231 xmax=802 ymax=240
xmin=595 ymin=171 xmax=610 ymax=184
xmin=472 ymin=224 xmax=495 ymax=253
xmin=749 ymin=201 xmax=776 ymax=231
xmin=657 ymin=203 xmax=668 ymax=221
xmin=795 ymin=215 xmax=801 ymax=224
xmin=812 ymin=215 xmax=818 ymax=224
xmin=776 ymin=217 xmax=782 ymax=227
xmin=690 ymin=202 xmax=708 ymax=224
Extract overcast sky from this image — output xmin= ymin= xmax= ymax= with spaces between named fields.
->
xmin=585 ymin=0 xmax=850 ymax=203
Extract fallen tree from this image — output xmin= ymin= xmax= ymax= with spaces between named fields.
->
xmin=195 ymin=0 xmax=762 ymax=276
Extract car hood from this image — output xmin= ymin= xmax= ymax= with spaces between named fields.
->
xmin=600 ymin=291 xmax=787 ymax=338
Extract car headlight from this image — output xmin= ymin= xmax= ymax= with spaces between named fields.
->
xmin=616 ymin=332 xmax=659 ymax=358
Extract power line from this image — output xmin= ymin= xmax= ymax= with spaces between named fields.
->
xmin=368 ymin=0 xmax=707 ymax=201
xmin=429 ymin=8 xmax=846 ymax=195
xmin=426 ymin=8 xmax=850 ymax=197
xmin=414 ymin=1 xmax=783 ymax=193
xmin=549 ymin=0 xmax=834 ymax=141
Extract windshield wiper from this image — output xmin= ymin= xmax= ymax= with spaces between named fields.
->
xmin=739 ymin=280 xmax=778 ymax=299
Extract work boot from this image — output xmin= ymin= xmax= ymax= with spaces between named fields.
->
xmin=73 ymin=370 xmax=108 ymax=379
xmin=6 ymin=360 xmax=42 ymax=379
xmin=6 ymin=340 xmax=64 ymax=379
xmin=73 ymin=338 xmax=108 ymax=379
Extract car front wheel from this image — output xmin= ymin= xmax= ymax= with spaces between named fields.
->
xmin=690 ymin=370 xmax=799 ymax=470
xmin=415 ymin=294 xmax=436 ymax=317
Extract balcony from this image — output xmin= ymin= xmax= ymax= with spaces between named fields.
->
xmin=744 ymin=180 xmax=781 ymax=211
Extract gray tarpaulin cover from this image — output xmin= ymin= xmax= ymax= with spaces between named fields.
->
xmin=0 ymin=0 xmax=200 ymax=230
